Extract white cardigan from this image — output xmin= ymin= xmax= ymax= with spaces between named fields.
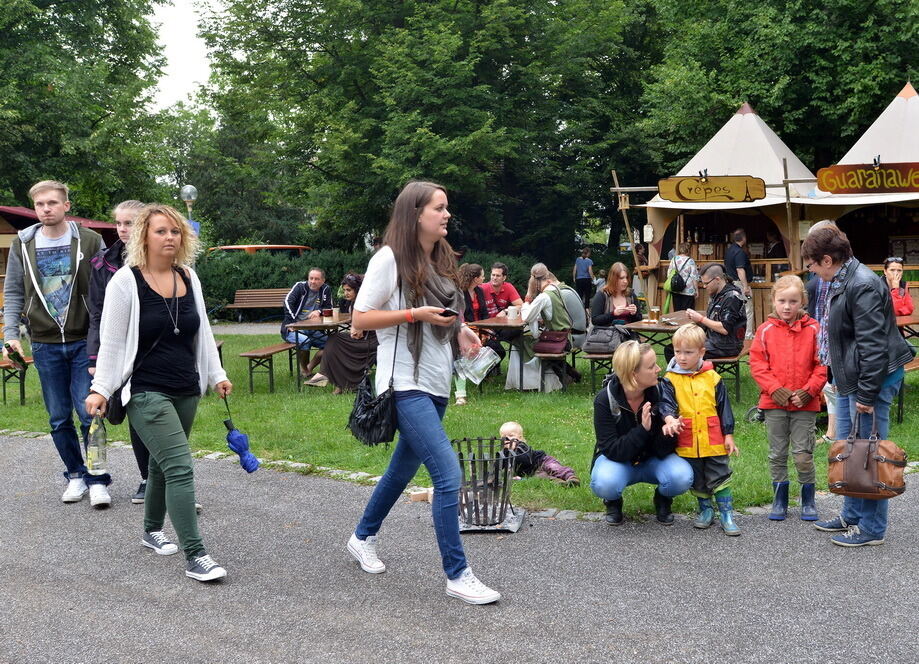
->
xmin=90 ymin=265 xmax=227 ymax=404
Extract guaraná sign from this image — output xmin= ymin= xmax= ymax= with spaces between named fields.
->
xmin=817 ymin=163 xmax=919 ymax=194
xmin=658 ymin=176 xmax=766 ymax=203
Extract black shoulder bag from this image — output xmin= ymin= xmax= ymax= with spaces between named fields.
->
xmin=347 ymin=283 xmax=401 ymax=446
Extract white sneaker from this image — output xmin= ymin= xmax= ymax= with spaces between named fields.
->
xmin=347 ymin=533 xmax=386 ymax=573
xmin=89 ymin=484 xmax=112 ymax=508
xmin=446 ymin=568 xmax=501 ymax=605
xmin=61 ymin=478 xmax=88 ymax=503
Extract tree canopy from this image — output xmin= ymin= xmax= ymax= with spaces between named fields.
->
xmin=0 ymin=0 xmax=169 ymax=217
xmin=2 ymin=0 xmax=916 ymax=255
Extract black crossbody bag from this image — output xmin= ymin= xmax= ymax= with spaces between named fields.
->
xmin=347 ymin=282 xmax=402 ymax=446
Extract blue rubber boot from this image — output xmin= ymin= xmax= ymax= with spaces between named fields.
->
xmin=800 ymin=483 xmax=819 ymax=521
xmin=769 ymin=481 xmax=789 ymax=521
xmin=693 ymin=497 xmax=715 ymax=529
xmin=715 ymin=489 xmax=741 ymax=536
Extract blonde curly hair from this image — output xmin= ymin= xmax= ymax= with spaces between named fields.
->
xmin=126 ymin=204 xmax=200 ymax=269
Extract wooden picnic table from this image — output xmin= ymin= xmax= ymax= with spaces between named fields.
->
xmin=625 ymin=310 xmax=690 ymax=345
xmin=896 ymin=314 xmax=919 ymax=341
xmin=286 ymin=313 xmax=352 ymax=332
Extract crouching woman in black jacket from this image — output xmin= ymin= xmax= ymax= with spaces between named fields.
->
xmin=590 ymin=340 xmax=693 ymax=525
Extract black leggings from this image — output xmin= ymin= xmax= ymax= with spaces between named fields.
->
xmin=575 ymin=278 xmax=593 ymax=308
xmin=129 ymin=423 xmax=150 ymax=480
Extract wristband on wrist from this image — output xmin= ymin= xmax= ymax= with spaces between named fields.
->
xmin=404 ymin=308 xmax=415 ymax=323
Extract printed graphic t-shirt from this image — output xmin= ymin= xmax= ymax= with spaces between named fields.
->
xmin=34 ymin=231 xmax=72 ymax=326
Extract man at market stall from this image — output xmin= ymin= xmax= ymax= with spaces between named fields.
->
xmin=725 ymin=228 xmax=755 ymax=338
xmin=685 ymin=263 xmax=746 ymax=359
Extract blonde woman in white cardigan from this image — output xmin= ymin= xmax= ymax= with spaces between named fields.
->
xmin=85 ymin=204 xmax=232 ymax=583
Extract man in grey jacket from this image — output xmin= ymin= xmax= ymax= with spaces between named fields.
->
xmin=3 ymin=181 xmax=109 ymax=506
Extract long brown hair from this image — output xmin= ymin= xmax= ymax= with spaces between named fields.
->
xmin=602 ymin=262 xmax=629 ymax=297
xmin=382 ymin=180 xmax=456 ymax=301
xmin=457 ymin=263 xmax=483 ymax=291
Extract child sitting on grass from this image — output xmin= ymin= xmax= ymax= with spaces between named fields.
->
xmin=660 ymin=324 xmax=741 ymax=536
xmin=749 ymin=275 xmax=827 ymax=521
xmin=499 ymin=421 xmax=579 ymax=486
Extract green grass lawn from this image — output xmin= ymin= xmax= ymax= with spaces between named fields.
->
xmin=4 ymin=333 xmax=918 ymax=516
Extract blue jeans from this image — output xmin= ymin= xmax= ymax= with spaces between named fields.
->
xmin=284 ymin=329 xmax=327 ymax=350
xmin=355 ymin=392 xmax=467 ymax=579
xmin=590 ymin=453 xmax=694 ymax=500
xmin=31 ymin=340 xmax=108 ymax=485
xmin=835 ymin=379 xmax=900 ymax=539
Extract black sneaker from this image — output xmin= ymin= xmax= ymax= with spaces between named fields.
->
xmin=185 ymin=553 xmax=227 ymax=582
xmin=131 ymin=481 xmax=147 ymax=504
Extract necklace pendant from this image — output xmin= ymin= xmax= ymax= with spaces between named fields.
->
xmin=173 ymin=327 xmax=180 ymax=335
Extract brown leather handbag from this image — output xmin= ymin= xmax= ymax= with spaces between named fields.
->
xmin=827 ymin=413 xmax=908 ymax=500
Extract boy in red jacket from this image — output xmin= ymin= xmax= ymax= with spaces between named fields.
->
xmin=750 ymin=275 xmax=827 ymax=521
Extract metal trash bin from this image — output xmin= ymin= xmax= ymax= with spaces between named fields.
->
xmin=452 ymin=436 xmax=526 ymax=532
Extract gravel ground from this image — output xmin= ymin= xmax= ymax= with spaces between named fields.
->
xmin=1 ymin=433 xmax=916 ymax=664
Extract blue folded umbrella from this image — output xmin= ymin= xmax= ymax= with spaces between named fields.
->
xmin=227 ymin=428 xmax=259 ymax=473
xmin=222 ymin=397 xmax=259 ymax=473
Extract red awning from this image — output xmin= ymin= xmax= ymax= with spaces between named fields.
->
xmin=0 ymin=206 xmax=115 ymax=232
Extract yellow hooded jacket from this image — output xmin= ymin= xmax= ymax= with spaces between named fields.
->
xmin=660 ymin=360 xmax=734 ymax=458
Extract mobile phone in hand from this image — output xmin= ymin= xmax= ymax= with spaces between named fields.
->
xmin=439 ymin=308 xmax=460 ymax=317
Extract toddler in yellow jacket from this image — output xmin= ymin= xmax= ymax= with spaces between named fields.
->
xmin=660 ymin=324 xmax=740 ymax=535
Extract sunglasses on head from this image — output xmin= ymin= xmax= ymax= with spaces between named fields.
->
xmin=886 ymin=257 xmax=904 ymax=264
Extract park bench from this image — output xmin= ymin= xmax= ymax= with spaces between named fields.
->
xmin=239 ymin=342 xmax=297 ymax=393
xmin=582 ymin=352 xmax=614 ymax=392
xmin=0 ymin=355 xmax=33 ymax=405
xmin=710 ymin=338 xmax=752 ymax=402
xmin=224 ymin=288 xmax=290 ymax=321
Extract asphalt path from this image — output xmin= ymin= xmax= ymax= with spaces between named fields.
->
xmin=1 ymin=433 xmax=916 ymax=664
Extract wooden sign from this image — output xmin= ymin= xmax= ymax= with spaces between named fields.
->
xmin=658 ymin=176 xmax=766 ymax=203
xmin=817 ymin=162 xmax=919 ymax=194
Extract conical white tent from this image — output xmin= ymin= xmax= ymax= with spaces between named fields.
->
xmin=645 ymin=102 xmax=816 ymax=211
xmin=802 ymin=82 xmax=919 ymax=206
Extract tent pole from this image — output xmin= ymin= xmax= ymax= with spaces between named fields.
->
xmin=611 ymin=170 xmax=649 ymax=304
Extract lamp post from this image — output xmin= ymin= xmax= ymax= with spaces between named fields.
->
xmin=180 ymin=184 xmax=199 ymax=235
xmin=180 ymin=184 xmax=198 ymax=220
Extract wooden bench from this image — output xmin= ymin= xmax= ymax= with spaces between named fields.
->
xmin=582 ymin=353 xmax=614 ymax=392
xmin=534 ymin=352 xmax=569 ymax=392
xmin=224 ymin=288 xmax=290 ymax=321
xmin=0 ymin=356 xmax=33 ymax=405
xmin=895 ymin=355 xmax=919 ymax=423
xmin=239 ymin=343 xmax=295 ymax=393
xmin=710 ymin=339 xmax=752 ymax=403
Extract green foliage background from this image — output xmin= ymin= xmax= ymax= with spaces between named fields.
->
xmin=1 ymin=0 xmax=916 ymax=265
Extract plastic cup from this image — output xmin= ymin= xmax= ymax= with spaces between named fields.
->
xmin=332 ymin=307 xmax=341 ymax=322
xmin=506 ymin=306 xmax=520 ymax=320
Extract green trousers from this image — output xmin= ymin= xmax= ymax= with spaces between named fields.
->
xmin=127 ymin=391 xmax=204 ymax=559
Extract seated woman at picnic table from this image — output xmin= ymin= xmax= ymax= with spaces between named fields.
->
xmin=883 ymin=257 xmax=914 ymax=317
xmin=505 ymin=263 xmax=568 ymax=392
xmin=317 ymin=272 xmax=378 ymax=394
xmin=590 ymin=340 xmax=692 ymax=525
xmin=591 ymin=262 xmax=643 ymax=326
xmin=453 ymin=263 xmax=489 ymax=406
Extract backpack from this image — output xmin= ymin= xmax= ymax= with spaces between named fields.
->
xmin=668 ymin=257 xmax=688 ymax=293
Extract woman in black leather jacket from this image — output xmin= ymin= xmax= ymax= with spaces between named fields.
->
xmin=802 ymin=226 xmax=913 ymax=547
xmin=590 ymin=340 xmax=693 ymax=525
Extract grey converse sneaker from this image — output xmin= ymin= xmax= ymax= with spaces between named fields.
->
xmin=445 ymin=568 xmax=501 ymax=605
xmin=185 ymin=553 xmax=227 ymax=581
xmin=347 ymin=533 xmax=385 ymax=573
xmin=131 ymin=481 xmax=147 ymax=504
xmin=142 ymin=530 xmax=179 ymax=556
